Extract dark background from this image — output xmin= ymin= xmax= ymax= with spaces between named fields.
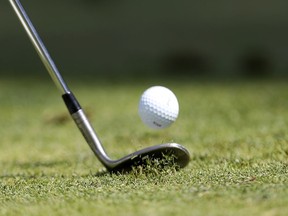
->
xmin=1 ymin=0 xmax=288 ymax=80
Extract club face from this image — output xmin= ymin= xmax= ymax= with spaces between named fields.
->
xmin=108 ymin=143 xmax=190 ymax=173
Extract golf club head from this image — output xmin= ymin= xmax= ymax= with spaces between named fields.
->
xmin=108 ymin=143 xmax=190 ymax=173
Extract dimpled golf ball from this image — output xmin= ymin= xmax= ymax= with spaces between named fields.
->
xmin=138 ymin=86 xmax=179 ymax=129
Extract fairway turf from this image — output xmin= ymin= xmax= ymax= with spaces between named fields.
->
xmin=0 ymin=78 xmax=288 ymax=216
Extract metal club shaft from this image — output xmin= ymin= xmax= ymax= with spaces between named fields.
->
xmin=9 ymin=0 xmax=69 ymax=94
xmin=9 ymin=0 xmax=113 ymax=168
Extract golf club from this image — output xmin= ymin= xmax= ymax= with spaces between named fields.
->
xmin=9 ymin=0 xmax=190 ymax=172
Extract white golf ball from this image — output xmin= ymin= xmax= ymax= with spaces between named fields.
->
xmin=138 ymin=86 xmax=179 ymax=129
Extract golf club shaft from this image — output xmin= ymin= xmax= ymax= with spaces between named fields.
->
xmin=9 ymin=0 xmax=113 ymax=167
xmin=9 ymin=0 xmax=69 ymax=94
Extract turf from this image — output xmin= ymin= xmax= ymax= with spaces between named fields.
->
xmin=0 ymin=78 xmax=288 ymax=216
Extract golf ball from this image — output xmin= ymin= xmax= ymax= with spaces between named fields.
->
xmin=138 ymin=86 xmax=179 ymax=129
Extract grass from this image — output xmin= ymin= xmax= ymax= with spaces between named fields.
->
xmin=0 ymin=77 xmax=288 ymax=215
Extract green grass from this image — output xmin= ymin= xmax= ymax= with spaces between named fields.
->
xmin=1 ymin=78 xmax=288 ymax=216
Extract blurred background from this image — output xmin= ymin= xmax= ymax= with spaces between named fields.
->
xmin=1 ymin=0 xmax=288 ymax=80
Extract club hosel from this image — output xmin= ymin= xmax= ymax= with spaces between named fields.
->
xmin=68 ymin=109 xmax=112 ymax=169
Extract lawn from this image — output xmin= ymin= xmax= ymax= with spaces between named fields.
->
xmin=0 ymin=77 xmax=288 ymax=215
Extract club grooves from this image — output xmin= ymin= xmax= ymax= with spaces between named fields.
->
xmin=62 ymin=92 xmax=82 ymax=114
